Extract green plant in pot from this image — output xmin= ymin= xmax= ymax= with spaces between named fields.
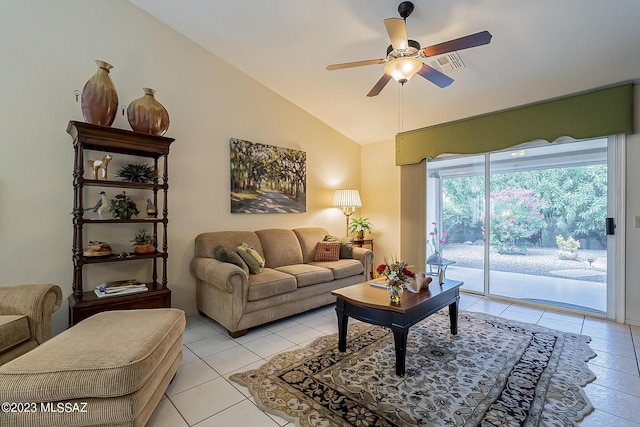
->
xmin=555 ymin=235 xmax=580 ymax=260
xmin=130 ymin=229 xmax=155 ymax=254
xmin=116 ymin=162 xmax=157 ymax=183
xmin=348 ymin=217 xmax=374 ymax=239
xmin=109 ymin=191 xmax=139 ymax=219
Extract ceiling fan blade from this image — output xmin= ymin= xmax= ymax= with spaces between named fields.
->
xmin=384 ymin=17 xmax=408 ymax=50
xmin=417 ymin=63 xmax=454 ymax=88
xmin=326 ymin=59 xmax=385 ymax=71
xmin=367 ymin=74 xmax=392 ymax=97
xmin=422 ymin=30 xmax=493 ymax=57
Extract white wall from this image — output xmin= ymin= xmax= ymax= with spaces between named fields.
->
xmin=0 ymin=0 xmax=361 ymax=334
xmin=625 ymin=86 xmax=640 ymax=325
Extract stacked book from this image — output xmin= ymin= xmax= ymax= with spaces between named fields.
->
xmin=94 ymin=279 xmax=148 ymax=298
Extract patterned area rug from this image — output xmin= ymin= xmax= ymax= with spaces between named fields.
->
xmin=230 ymin=311 xmax=596 ymax=426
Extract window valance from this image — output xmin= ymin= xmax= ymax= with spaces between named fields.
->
xmin=396 ymin=83 xmax=634 ymax=166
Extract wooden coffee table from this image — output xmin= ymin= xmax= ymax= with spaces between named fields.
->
xmin=331 ymin=278 xmax=464 ymax=376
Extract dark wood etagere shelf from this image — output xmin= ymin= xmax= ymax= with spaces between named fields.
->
xmin=67 ymin=120 xmax=175 ymax=325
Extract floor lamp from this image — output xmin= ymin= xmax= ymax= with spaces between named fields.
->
xmin=333 ymin=189 xmax=362 ymax=237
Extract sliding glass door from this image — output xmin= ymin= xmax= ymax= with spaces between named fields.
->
xmin=427 ymin=155 xmax=485 ymax=293
xmin=427 ymin=138 xmax=611 ymax=314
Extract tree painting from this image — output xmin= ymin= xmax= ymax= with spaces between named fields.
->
xmin=230 ymin=138 xmax=306 ymax=213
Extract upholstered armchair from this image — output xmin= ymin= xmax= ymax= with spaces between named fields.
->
xmin=0 ymin=284 xmax=62 ymax=366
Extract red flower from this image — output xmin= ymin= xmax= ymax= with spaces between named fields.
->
xmin=402 ymin=268 xmax=415 ymax=278
xmin=376 ymin=264 xmax=387 ymax=274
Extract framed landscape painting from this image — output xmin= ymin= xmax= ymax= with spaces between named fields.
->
xmin=230 ymin=138 xmax=306 ymax=213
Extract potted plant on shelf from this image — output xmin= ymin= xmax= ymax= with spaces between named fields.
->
xmin=116 ymin=162 xmax=157 ymax=183
xmin=130 ymin=229 xmax=155 ymax=254
xmin=348 ymin=217 xmax=374 ymax=239
xmin=109 ymin=191 xmax=140 ymax=219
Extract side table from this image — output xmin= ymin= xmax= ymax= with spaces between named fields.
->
xmin=353 ymin=239 xmax=373 ymax=278
xmin=426 ymin=258 xmax=456 ymax=278
xmin=353 ymin=238 xmax=373 ymax=252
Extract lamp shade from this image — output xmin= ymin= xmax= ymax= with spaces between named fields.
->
xmin=333 ymin=189 xmax=362 ymax=208
xmin=384 ymin=57 xmax=423 ymax=84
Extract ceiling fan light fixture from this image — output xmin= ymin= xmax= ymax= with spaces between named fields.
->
xmin=384 ymin=57 xmax=422 ymax=84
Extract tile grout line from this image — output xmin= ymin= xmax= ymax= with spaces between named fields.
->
xmin=631 ymin=328 xmax=640 ymax=375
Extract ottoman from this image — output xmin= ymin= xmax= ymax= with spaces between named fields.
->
xmin=0 ymin=308 xmax=185 ymax=427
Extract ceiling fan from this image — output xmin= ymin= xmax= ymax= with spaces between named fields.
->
xmin=326 ymin=1 xmax=492 ymax=97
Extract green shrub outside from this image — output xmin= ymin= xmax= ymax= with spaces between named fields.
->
xmin=440 ymin=164 xmax=607 ymax=251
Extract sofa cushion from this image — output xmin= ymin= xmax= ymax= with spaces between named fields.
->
xmin=0 ymin=308 xmax=185 ymax=402
xmin=274 ymin=264 xmax=334 ymax=288
xmin=214 ymin=245 xmax=249 ymax=274
xmin=324 ymin=234 xmax=354 ymax=259
xmin=247 ymin=268 xmax=298 ymax=301
xmin=195 ymin=231 xmax=264 ymax=259
xmin=0 ymin=315 xmax=30 ymax=353
xmin=310 ymin=259 xmax=364 ymax=279
xmin=292 ymin=227 xmax=330 ymax=263
xmin=313 ymin=241 xmax=341 ymax=262
xmin=256 ymin=229 xmax=304 ymax=268
xmin=237 ymin=242 xmax=265 ymax=274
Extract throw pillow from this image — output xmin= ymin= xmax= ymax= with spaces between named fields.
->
xmin=324 ymin=234 xmax=354 ymax=259
xmin=213 ymin=245 xmax=250 ymax=274
xmin=313 ymin=241 xmax=341 ymax=262
xmin=237 ymin=242 xmax=265 ymax=275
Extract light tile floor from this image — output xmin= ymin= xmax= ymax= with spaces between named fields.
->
xmin=147 ymin=294 xmax=640 ymax=426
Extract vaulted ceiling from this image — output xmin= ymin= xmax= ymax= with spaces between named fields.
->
xmin=128 ymin=0 xmax=640 ymax=145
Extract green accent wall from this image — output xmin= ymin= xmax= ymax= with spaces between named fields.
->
xmin=396 ymin=83 xmax=635 ymax=165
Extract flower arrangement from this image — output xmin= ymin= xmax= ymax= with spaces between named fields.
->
xmin=376 ymin=257 xmax=415 ymax=303
xmin=376 ymin=257 xmax=415 ymax=284
xmin=428 ymin=221 xmax=447 ymax=256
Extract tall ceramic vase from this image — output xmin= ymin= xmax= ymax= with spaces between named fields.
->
xmin=127 ymin=88 xmax=170 ymax=136
xmin=81 ymin=60 xmax=119 ymax=126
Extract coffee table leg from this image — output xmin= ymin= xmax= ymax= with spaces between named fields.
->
xmin=336 ymin=305 xmax=348 ymax=352
xmin=392 ymin=327 xmax=409 ymax=376
xmin=449 ymin=296 xmax=459 ymax=335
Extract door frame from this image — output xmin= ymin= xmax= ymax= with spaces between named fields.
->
xmin=609 ymin=134 xmax=626 ymax=322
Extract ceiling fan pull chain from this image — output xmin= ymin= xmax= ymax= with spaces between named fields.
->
xmin=398 ymin=84 xmax=404 ymax=136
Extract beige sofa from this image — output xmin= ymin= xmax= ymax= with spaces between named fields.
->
xmin=191 ymin=227 xmax=373 ymax=337
xmin=0 ymin=284 xmax=62 ymax=366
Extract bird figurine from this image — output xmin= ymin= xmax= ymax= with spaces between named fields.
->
xmin=144 ymin=198 xmax=157 ymax=218
xmin=87 ymin=191 xmax=108 ymax=219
